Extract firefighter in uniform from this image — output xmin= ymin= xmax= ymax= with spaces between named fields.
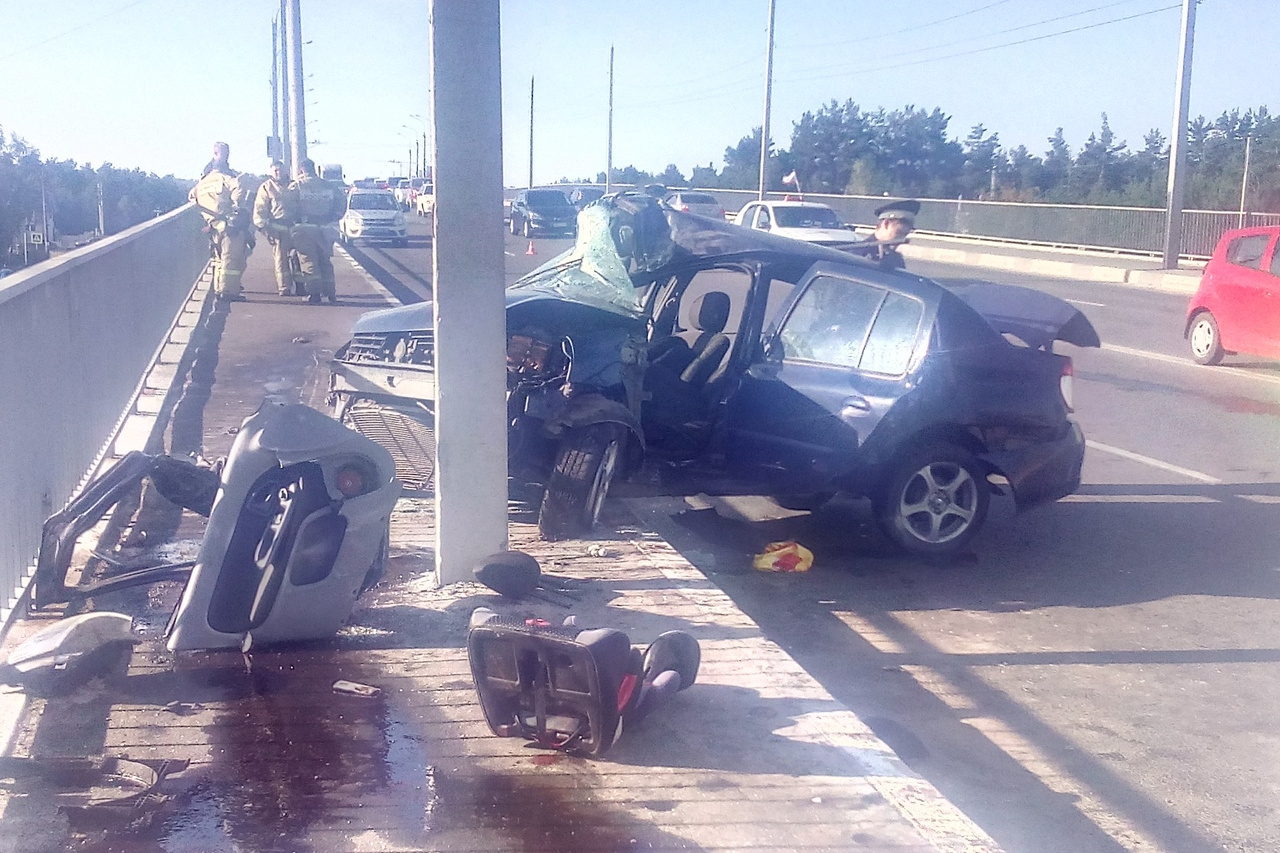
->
xmin=870 ymin=199 xmax=920 ymax=271
xmin=253 ymin=160 xmax=300 ymax=296
xmin=289 ymin=158 xmax=346 ymax=304
xmin=189 ymin=143 xmax=254 ymax=301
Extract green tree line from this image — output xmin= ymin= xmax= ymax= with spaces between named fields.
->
xmin=1 ymin=127 xmax=190 ymax=269
xmin=587 ymin=102 xmax=1279 ymax=212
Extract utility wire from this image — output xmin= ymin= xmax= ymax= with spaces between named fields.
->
xmin=789 ymin=0 xmax=1154 ymax=78
xmin=804 ymin=0 xmax=1017 ymax=49
xmin=598 ymin=2 xmax=1174 ymax=117
xmin=781 ymin=4 xmax=1181 ymax=85
xmin=0 ymin=0 xmax=158 ymax=63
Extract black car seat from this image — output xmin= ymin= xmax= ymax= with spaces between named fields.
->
xmin=642 ymin=291 xmax=732 ymax=453
xmin=677 ymin=291 xmax=732 ymax=391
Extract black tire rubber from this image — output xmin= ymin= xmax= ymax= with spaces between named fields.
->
xmin=523 ymin=218 xmax=533 ymax=239
xmin=538 ymin=424 xmax=625 ymax=541
xmin=874 ymin=442 xmax=990 ymax=557
xmin=1188 ymin=310 xmax=1225 ymax=365
xmin=509 ymin=215 xmax=519 ymax=235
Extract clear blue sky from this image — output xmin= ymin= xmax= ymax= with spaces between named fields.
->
xmin=0 ymin=1 xmax=1273 ymax=186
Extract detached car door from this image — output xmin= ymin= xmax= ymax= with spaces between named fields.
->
xmin=724 ymin=262 xmax=932 ymax=494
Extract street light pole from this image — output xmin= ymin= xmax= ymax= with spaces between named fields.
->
xmin=429 ymin=0 xmax=508 ymax=584
xmin=757 ymin=0 xmax=776 ymax=201
xmin=1161 ymin=0 xmax=1196 ymax=269
xmin=285 ymin=0 xmax=308 ymax=172
xmin=606 ymin=46 xmax=614 ymax=192
xmin=278 ymin=0 xmax=291 ymax=175
xmin=1238 ymin=134 xmax=1253 ymax=228
xmin=528 ymin=76 xmax=535 ymax=188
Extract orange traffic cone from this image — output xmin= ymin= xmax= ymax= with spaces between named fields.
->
xmin=525 ymin=240 xmax=537 ymax=256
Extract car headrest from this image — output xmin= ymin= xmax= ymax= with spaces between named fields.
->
xmin=691 ymin=291 xmax=731 ymax=334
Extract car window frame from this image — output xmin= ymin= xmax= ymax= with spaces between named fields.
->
xmin=771 ymin=269 xmax=928 ymax=378
xmin=1225 ymin=233 xmax=1271 ymax=271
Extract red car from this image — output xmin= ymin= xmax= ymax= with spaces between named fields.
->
xmin=1186 ymin=225 xmax=1280 ymax=365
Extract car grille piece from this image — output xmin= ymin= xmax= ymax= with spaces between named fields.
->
xmin=342 ymin=399 xmax=436 ymax=493
xmin=344 ymin=331 xmax=435 ymax=367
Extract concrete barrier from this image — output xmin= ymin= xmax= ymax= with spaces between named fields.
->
xmin=0 ymin=204 xmax=209 ymax=629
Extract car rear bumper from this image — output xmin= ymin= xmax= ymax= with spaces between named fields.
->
xmin=982 ymin=420 xmax=1085 ymax=510
xmin=527 ymin=219 xmax=576 ymax=234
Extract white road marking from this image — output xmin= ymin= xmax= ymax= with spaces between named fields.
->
xmin=1086 ymin=439 xmax=1222 ymax=484
xmin=1100 ymin=342 xmax=1280 ymax=387
xmin=1066 ymin=298 xmax=1105 ymax=307
xmin=335 ymin=245 xmax=398 ymax=305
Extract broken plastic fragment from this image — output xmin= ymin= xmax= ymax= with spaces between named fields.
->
xmin=333 ymin=679 xmax=381 ymax=697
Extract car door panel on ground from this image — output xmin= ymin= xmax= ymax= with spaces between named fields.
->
xmin=725 ymin=264 xmax=930 ymax=494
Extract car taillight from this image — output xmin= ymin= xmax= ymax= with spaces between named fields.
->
xmin=1059 ymin=359 xmax=1074 ymax=412
xmin=336 ymin=464 xmax=369 ymax=497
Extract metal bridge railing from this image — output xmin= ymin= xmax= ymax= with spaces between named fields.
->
xmin=548 ymin=185 xmax=1279 ymax=261
xmin=0 ymin=205 xmax=209 ymax=631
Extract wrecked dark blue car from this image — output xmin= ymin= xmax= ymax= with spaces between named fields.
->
xmin=330 ymin=195 xmax=1098 ymax=556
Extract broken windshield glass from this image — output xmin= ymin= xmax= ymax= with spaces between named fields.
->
xmin=509 ymin=199 xmax=675 ymax=317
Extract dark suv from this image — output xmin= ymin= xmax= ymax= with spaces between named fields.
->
xmin=332 ymin=195 xmax=1097 ymax=555
xmin=509 ymin=188 xmax=577 ymax=237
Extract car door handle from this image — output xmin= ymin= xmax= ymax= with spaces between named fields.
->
xmin=840 ymin=396 xmax=871 ymax=419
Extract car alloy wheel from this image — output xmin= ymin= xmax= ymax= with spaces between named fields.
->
xmin=1189 ymin=311 xmax=1225 ymax=365
xmin=876 ymin=443 xmax=990 ymax=556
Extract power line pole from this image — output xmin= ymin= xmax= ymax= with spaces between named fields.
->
xmin=606 ymin=46 xmax=614 ymax=192
xmin=528 ymin=76 xmax=535 ymax=188
xmin=757 ymin=0 xmax=776 ymax=200
xmin=285 ymin=0 xmax=308 ymax=172
xmin=278 ymin=0 xmax=291 ymax=175
xmin=429 ymin=0 xmax=508 ymax=584
xmin=270 ymin=18 xmax=279 ymax=159
xmin=97 ymin=181 xmax=105 ymax=237
xmin=1238 ymin=133 xmax=1253 ymax=228
xmin=1161 ymin=0 xmax=1196 ymax=269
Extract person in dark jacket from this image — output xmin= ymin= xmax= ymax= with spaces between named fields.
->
xmin=871 ymin=198 xmax=919 ymax=271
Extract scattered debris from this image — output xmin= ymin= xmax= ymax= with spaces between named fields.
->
xmin=752 ymin=541 xmax=814 ymax=573
xmin=333 ymin=679 xmax=381 ymax=698
xmin=292 ymin=336 xmax=311 ymax=344
xmin=472 ymin=550 xmax=585 ymax=607
xmin=163 ymin=701 xmax=203 ymax=715
xmin=585 ymin=544 xmax=613 ymax=558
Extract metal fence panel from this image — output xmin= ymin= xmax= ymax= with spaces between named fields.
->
xmin=0 ymin=206 xmax=209 ymax=630
xmin=640 ymin=188 xmax=1280 ymax=260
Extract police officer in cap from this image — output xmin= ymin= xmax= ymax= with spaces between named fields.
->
xmin=871 ymin=198 xmax=920 ymax=271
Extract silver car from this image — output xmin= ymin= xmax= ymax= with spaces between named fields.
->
xmin=664 ymin=191 xmax=726 ymax=220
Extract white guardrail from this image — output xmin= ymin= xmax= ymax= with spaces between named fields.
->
xmin=0 ymin=204 xmax=210 ymax=631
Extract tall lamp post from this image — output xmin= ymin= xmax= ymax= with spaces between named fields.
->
xmin=757 ymin=0 xmax=777 ymax=200
xmin=410 ymin=113 xmax=432 ymax=180
xmin=1161 ymin=0 xmax=1196 ymax=269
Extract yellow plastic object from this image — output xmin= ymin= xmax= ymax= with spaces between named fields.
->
xmin=752 ymin=541 xmax=814 ymax=573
